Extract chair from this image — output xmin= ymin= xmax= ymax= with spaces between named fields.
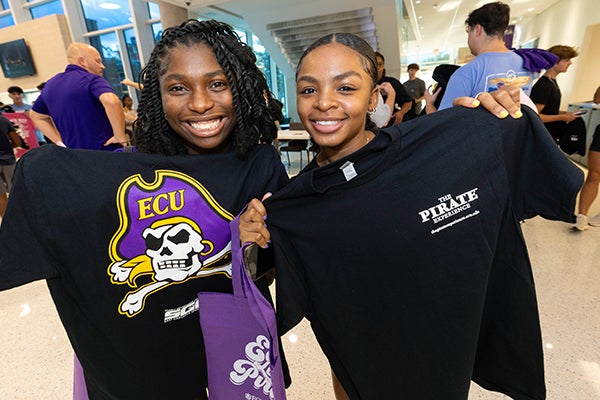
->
xmin=279 ymin=139 xmax=310 ymax=168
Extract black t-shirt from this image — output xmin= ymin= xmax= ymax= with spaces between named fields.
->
xmin=0 ymin=144 xmax=288 ymax=399
xmin=265 ymin=107 xmax=582 ymax=400
xmin=530 ymin=75 xmax=562 ymax=115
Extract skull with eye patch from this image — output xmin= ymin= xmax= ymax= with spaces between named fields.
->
xmin=142 ymin=217 xmax=212 ymax=282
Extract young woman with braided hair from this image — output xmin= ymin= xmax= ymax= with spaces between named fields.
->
xmin=134 ymin=19 xmax=279 ymax=156
xmin=0 ymin=19 xmax=290 ymax=399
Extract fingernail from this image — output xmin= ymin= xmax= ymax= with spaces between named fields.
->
xmin=514 ymin=109 xmax=523 ymax=118
xmin=499 ymin=110 xmax=509 ymax=119
xmin=472 ymin=99 xmax=480 ymax=107
xmin=262 ymin=215 xmax=267 ymax=221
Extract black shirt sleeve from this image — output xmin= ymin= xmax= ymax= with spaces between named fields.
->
xmin=529 ymin=77 xmax=552 ymax=106
xmin=0 ymin=151 xmax=58 ymax=290
xmin=501 ymin=106 xmax=583 ymax=222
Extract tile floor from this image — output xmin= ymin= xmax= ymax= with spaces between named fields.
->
xmin=1 ymin=155 xmax=599 ymax=399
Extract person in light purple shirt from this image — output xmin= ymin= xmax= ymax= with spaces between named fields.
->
xmin=30 ymin=43 xmax=127 ymax=150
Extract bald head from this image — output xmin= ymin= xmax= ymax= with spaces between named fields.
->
xmin=67 ymin=43 xmax=105 ymax=76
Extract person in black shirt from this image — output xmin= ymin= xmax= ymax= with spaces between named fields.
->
xmin=238 ymin=33 xmax=561 ymax=400
xmin=530 ymin=45 xmax=581 ymax=126
xmin=0 ymin=19 xmax=290 ymax=400
xmin=375 ymin=51 xmax=413 ymax=126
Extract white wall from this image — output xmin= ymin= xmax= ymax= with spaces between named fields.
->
xmin=519 ymin=0 xmax=600 ymax=108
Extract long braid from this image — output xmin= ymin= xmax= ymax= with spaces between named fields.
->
xmin=134 ymin=19 xmax=276 ymax=157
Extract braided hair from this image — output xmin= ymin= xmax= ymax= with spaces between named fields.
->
xmin=134 ymin=19 xmax=276 ymax=156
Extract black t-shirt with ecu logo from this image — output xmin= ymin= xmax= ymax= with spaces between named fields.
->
xmin=0 ymin=144 xmax=288 ymax=399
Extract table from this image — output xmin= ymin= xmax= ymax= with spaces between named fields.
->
xmin=277 ymin=129 xmax=310 ymax=140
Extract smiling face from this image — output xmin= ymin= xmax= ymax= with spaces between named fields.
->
xmin=296 ymin=42 xmax=377 ymax=164
xmin=159 ymin=43 xmax=237 ymax=154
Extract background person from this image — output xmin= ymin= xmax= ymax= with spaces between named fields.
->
xmin=122 ymin=94 xmax=137 ymax=143
xmin=6 ymin=86 xmax=46 ymax=145
xmin=438 ymin=2 xmax=534 ymax=113
xmin=530 ymin=45 xmax=581 ymax=125
xmin=574 ymin=85 xmax=600 ymax=230
xmin=375 ymin=51 xmax=413 ymax=126
xmin=0 ymin=114 xmax=20 ymax=219
xmin=30 ymin=43 xmax=127 ymax=150
xmin=403 ymin=63 xmax=426 ymax=117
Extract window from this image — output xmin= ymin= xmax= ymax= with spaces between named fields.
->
xmin=0 ymin=0 xmax=8 ymax=10
xmin=151 ymin=22 xmax=163 ymax=44
xmin=0 ymin=14 xmax=13 ymax=28
xmin=30 ymin=0 xmax=64 ymax=19
xmin=89 ymin=32 xmax=126 ymax=97
xmin=147 ymin=2 xmax=160 ymax=19
xmin=147 ymin=2 xmax=162 ymax=44
xmin=80 ymin=0 xmax=132 ymax=31
xmin=123 ymin=28 xmax=141 ymax=83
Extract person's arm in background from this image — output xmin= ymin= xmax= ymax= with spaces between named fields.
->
xmin=391 ymin=83 xmax=413 ymax=124
xmin=393 ymin=100 xmax=412 ymax=124
xmin=378 ymin=82 xmax=396 ymax=126
xmin=29 ymin=110 xmax=63 ymax=145
xmin=594 ymin=86 xmax=600 ymax=104
xmin=534 ymin=103 xmax=580 ymax=123
xmin=121 ymin=78 xmax=142 ymax=91
xmin=424 ymin=85 xmax=442 ymax=114
xmin=99 ymin=92 xmax=128 ymax=146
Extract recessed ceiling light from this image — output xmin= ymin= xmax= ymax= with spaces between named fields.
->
xmin=100 ymin=2 xmax=121 ymax=10
xmin=418 ymin=15 xmax=423 ymax=19
xmin=528 ymin=7 xmax=535 ymax=12
xmin=416 ymin=0 xmax=421 ymax=4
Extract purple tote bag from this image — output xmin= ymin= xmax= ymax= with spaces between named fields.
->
xmin=197 ymin=216 xmax=287 ymax=400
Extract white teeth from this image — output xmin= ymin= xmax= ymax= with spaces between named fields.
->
xmin=315 ymin=120 xmax=339 ymax=126
xmin=189 ymin=119 xmax=220 ymax=131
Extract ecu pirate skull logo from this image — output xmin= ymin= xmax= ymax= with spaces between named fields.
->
xmin=107 ymin=170 xmax=233 ymax=317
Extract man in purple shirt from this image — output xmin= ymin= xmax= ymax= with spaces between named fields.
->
xmin=30 ymin=43 xmax=127 ymax=150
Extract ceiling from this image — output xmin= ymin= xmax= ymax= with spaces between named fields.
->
xmin=161 ymin=0 xmax=562 ymax=75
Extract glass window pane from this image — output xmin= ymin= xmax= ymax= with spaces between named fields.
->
xmin=148 ymin=2 xmax=160 ymax=19
xmin=30 ymin=0 xmax=64 ymax=19
xmin=89 ymin=32 xmax=126 ymax=98
xmin=1 ymin=0 xmax=8 ymax=11
xmin=80 ymin=0 xmax=132 ymax=32
xmin=123 ymin=28 xmax=141 ymax=83
xmin=0 ymin=14 xmax=14 ymax=28
xmin=275 ymin=65 xmax=286 ymax=115
xmin=151 ymin=22 xmax=163 ymax=44
xmin=234 ymin=29 xmax=247 ymax=44
xmin=251 ymin=34 xmax=271 ymax=90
